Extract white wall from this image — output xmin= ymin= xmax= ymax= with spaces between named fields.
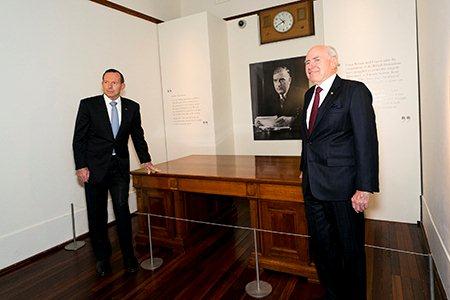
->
xmin=418 ymin=0 xmax=450 ymax=294
xmin=0 ymin=0 xmax=166 ymax=270
xmin=181 ymin=0 xmax=295 ymax=19
xmin=227 ymin=1 xmax=323 ymax=155
xmin=110 ymin=0 xmax=181 ymax=21
xmin=322 ymin=0 xmax=421 ymax=223
xmin=208 ymin=14 xmax=235 ymax=154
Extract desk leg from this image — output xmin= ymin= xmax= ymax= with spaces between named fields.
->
xmin=173 ymin=190 xmax=187 ymax=241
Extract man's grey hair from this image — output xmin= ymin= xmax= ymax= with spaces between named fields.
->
xmin=326 ymin=45 xmax=340 ymax=67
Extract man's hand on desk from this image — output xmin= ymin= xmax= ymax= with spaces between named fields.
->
xmin=142 ymin=162 xmax=160 ymax=174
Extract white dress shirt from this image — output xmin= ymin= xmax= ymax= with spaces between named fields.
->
xmin=306 ymin=74 xmax=336 ymax=128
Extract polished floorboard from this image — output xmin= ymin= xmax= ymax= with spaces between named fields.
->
xmin=0 ymin=204 xmax=446 ymax=300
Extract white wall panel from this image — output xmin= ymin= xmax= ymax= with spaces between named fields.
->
xmin=323 ymin=0 xmax=421 ymax=223
xmin=158 ymin=12 xmax=234 ymax=160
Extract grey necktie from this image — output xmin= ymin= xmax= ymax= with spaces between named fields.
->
xmin=110 ymin=101 xmax=119 ymax=138
xmin=280 ymin=94 xmax=286 ymax=108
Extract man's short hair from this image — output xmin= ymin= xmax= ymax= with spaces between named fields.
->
xmin=325 ymin=45 xmax=340 ymax=67
xmin=103 ymin=69 xmax=125 ymax=83
xmin=273 ymin=66 xmax=292 ymax=78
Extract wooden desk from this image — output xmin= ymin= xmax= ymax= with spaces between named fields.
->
xmin=131 ymin=155 xmax=317 ymax=280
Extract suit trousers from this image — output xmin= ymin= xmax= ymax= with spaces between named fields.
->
xmin=84 ymin=156 xmax=134 ymax=262
xmin=303 ymin=173 xmax=366 ymax=300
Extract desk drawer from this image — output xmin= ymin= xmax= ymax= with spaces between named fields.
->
xmin=178 ymin=178 xmax=247 ymax=197
xmin=259 ymin=184 xmax=302 ymax=202
xmin=133 ymin=176 xmax=172 ymax=189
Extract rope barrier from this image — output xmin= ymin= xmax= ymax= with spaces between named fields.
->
xmin=135 ymin=212 xmax=431 ymax=257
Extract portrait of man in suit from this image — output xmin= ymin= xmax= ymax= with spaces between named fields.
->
xmin=72 ymin=69 xmax=158 ymax=277
xmin=300 ymin=45 xmax=379 ymax=299
xmin=250 ymin=57 xmax=309 ymax=140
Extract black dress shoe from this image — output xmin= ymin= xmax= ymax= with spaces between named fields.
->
xmin=96 ymin=260 xmax=112 ymax=277
xmin=124 ymin=256 xmax=139 ymax=273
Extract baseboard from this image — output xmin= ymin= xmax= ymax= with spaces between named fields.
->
xmin=0 ymin=191 xmax=137 ymax=271
xmin=0 ymin=228 xmax=91 ymax=277
xmin=422 ymin=196 xmax=450 ymax=298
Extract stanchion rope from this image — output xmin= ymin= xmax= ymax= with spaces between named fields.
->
xmin=135 ymin=212 xmax=431 ymax=257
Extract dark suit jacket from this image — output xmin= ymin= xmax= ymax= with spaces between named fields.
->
xmin=300 ymin=75 xmax=379 ymax=201
xmin=73 ymin=95 xmax=151 ymax=184
xmin=262 ymin=86 xmax=303 ymax=121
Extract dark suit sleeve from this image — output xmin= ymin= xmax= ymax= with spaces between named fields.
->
xmin=350 ymin=83 xmax=379 ymax=192
xmin=130 ymin=104 xmax=151 ymax=164
xmin=72 ymin=100 xmax=90 ymax=170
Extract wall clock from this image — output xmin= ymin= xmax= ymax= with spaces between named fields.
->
xmin=273 ymin=11 xmax=294 ymax=33
xmin=259 ymin=1 xmax=314 ymax=44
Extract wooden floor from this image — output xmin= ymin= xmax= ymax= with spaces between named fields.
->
xmin=0 ymin=203 xmax=446 ymax=300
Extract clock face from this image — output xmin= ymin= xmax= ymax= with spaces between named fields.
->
xmin=273 ymin=11 xmax=294 ymax=33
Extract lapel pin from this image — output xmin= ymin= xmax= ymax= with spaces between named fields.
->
xmin=330 ymin=91 xmax=334 ymax=95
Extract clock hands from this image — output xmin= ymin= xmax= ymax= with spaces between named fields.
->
xmin=273 ymin=11 xmax=293 ymax=33
xmin=275 ymin=19 xmax=285 ymax=30
xmin=275 ymin=20 xmax=285 ymax=28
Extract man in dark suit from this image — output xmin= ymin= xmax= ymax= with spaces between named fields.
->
xmin=73 ymin=69 xmax=158 ymax=276
xmin=271 ymin=66 xmax=301 ymax=127
xmin=300 ymin=46 xmax=379 ymax=299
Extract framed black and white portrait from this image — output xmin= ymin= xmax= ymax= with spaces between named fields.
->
xmin=250 ymin=56 xmax=309 ymax=140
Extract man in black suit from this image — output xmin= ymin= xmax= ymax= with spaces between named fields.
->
xmin=271 ymin=66 xmax=301 ymax=127
xmin=73 ymin=69 xmax=158 ymax=276
xmin=300 ymin=46 xmax=379 ymax=299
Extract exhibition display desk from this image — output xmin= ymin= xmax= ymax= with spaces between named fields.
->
xmin=131 ymin=155 xmax=317 ymax=280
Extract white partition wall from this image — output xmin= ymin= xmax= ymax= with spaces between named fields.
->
xmin=322 ymin=0 xmax=421 ymax=223
xmin=158 ymin=12 xmax=234 ymax=160
xmin=208 ymin=15 xmax=235 ymax=154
